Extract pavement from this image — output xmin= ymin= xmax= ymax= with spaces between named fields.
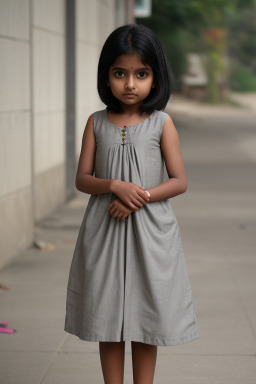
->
xmin=1 ymin=92 xmax=256 ymax=384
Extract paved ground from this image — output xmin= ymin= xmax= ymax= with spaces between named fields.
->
xmin=1 ymin=93 xmax=256 ymax=383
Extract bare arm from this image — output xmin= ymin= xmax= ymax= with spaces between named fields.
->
xmin=75 ymin=113 xmax=115 ymax=194
xmin=146 ymin=115 xmax=187 ymax=202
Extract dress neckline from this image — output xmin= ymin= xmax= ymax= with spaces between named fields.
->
xmin=105 ymin=108 xmax=155 ymax=129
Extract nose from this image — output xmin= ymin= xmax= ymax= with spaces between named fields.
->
xmin=125 ymin=74 xmax=135 ymax=90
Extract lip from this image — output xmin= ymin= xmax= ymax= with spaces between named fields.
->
xmin=123 ymin=93 xmax=137 ymax=97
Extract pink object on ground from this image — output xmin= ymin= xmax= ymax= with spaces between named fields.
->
xmin=0 ymin=321 xmax=16 ymax=333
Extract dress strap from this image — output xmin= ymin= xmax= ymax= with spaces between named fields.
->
xmin=93 ymin=109 xmax=105 ymax=137
xmin=150 ymin=110 xmax=170 ymax=140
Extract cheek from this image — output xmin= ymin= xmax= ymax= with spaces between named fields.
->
xmin=143 ymin=80 xmax=154 ymax=91
xmin=110 ymin=79 xmax=122 ymax=89
xmin=110 ymin=83 xmax=121 ymax=94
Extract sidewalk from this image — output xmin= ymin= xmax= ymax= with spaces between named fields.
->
xmin=168 ymin=91 xmax=256 ymax=117
xmin=1 ymin=94 xmax=256 ymax=383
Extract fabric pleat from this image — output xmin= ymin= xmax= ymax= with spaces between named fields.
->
xmin=64 ymin=108 xmax=201 ymax=346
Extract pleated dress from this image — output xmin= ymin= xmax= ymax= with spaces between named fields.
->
xmin=64 ymin=107 xmax=201 ymax=346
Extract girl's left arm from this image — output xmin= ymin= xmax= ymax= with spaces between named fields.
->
xmin=146 ymin=115 xmax=187 ymax=202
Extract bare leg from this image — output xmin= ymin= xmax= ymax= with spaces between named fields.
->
xmin=99 ymin=341 xmax=125 ymax=384
xmin=131 ymin=341 xmax=157 ymax=384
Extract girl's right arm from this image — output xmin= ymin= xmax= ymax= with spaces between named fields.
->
xmin=75 ymin=113 xmax=114 ymax=195
xmin=76 ymin=114 xmax=150 ymax=210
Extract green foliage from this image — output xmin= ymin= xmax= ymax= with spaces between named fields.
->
xmin=137 ymin=0 xmax=255 ymax=32
xmin=135 ymin=0 xmax=256 ymax=101
xmin=227 ymin=6 xmax=256 ymax=74
xmin=230 ymin=64 xmax=256 ymax=91
xmin=157 ymin=30 xmax=189 ymax=92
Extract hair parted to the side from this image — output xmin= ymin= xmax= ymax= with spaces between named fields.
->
xmin=97 ymin=23 xmax=175 ymax=113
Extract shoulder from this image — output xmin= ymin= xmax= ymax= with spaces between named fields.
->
xmin=153 ymin=110 xmax=172 ymax=126
xmin=153 ymin=110 xmax=176 ymax=135
xmin=87 ymin=108 xmax=106 ymax=123
xmin=82 ymin=109 xmax=102 ymax=137
xmin=159 ymin=112 xmax=180 ymax=147
xmin=85 ymin=109 xmax=107 ymax=140
xmin=84 ymin=108 xmax=106 ymax=131
xmin=88 ymin=108 xmax=107 ymax=129
xmin=156 ymin=110 xmax=170 ymax=118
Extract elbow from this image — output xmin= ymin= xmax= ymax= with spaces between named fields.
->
xmin=180 ymin=179 xmax=188 ymax=194
xmin=184 ymin=180 xmax=188 ymax=193
xmin=75 ymin=174 xmax=91 ymax=193
xmin=75 ymin=173 xmax=92 ymax=193
xmin=75 ymin=177 xmax=82 ymax=192
xmin=184 ymin=178 xmax=188 ymax=191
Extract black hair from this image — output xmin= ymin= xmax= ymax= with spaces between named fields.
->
xmin=97 ymin=23 xmax=175 ymax=113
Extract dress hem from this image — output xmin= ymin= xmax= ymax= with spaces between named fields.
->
xmin=64 ymin=324 xmax=201 ymax=347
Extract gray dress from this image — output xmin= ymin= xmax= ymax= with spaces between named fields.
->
xmin=64 ymin=108 xmax=201 ymax=346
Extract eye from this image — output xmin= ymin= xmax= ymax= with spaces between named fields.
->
xmin=137 ymin=71 xmax=149 ymax=79
xmin=114 ymin=71 xmax=124 ymax=78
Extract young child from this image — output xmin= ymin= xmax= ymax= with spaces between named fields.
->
xmin=64 ymin=23 xmax=200 ymax=383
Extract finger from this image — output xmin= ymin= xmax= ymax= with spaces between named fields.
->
xmin=137 ymin=197 xmax=147 ymax=206
xmin=138 ymin=191 xmax=150 ymax=203
xmin=117 ymin=215 xmax=123 ymax=222
xmin=120 ymin=212 xmax=127 ymax=221
xmin=120 ymin=214 xmax=126 ymax=222
xmin=109 ymin=207 xmax=117 ymax=216
xmin=130 ymin=196 xmax=143 ymax=208
xmin=116 ymin=212 xmax=122 ymax=221
xmin=134 ymin=194 xmax=148 ymax=206
xmin=129 ymin=202 xmax=139 ymax=210
xmin=108 ymin=203 xmax=113 ymax=211
xmin=113 ymin=209 xmax=121 ymax=218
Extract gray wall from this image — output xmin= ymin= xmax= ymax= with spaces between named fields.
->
xmin=0 ymin=0 xmax=34 ymax=269
xmin=0 ymin=0 xmax=132 ymax=269
xmin=33 ymin=0 xmax=66 ymax=220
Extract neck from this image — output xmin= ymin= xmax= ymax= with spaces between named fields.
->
xmin=119 ymin=102 xmax=144 ymax=116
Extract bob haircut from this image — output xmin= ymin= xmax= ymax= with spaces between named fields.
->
xmin=97 ymin=23 xmax=175 ymax=114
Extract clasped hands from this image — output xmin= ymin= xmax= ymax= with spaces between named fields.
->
xmin=108 ymin=180 xmax=151 ymax=222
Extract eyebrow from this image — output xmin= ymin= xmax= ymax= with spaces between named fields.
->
xmin=111 ymin=66 xmax=151 ymax=71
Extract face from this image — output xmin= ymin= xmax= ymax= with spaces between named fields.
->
xmin=107 ymin=51 xmax=155 ymax=109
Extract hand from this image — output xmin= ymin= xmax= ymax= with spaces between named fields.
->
xmin=108 ymin=197 xmax=134 ymax=222
xmin=110 ymin=180 xmax=151 ymax=210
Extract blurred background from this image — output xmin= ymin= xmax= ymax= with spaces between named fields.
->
xmin=137 ymin=0 xmax=256 ymax=100
xmin=0 ymin=1 xmax=256 ymax=383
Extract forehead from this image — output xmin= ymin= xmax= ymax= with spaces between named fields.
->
xmin=110 ymin=52 xmax=150 ymax=69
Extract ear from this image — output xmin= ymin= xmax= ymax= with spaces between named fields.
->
xmin=152 ymin=83 xmax=155 ymax=88
xmin=106 ymin=80 xmax=110 ymax=86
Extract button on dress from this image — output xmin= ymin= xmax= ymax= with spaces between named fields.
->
xmin=64 ymin=108 xmax=201 ymax=346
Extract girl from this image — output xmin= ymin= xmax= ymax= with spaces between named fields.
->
xmin=64 ymin=23 xmax=200 ymax=384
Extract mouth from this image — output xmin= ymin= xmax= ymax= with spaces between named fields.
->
xmin=123 ymin=93 xmax=136 ymax=95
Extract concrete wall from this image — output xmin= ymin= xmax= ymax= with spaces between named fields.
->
xmin=33 ymin=0 xmax=66 ymax=220
xmin=0 ymin=0 xmax=132 ymax=269
xmin=0 ymin=0 xmax=66 ymax=269
xmin=0 ymin=0 xmax=33 ymax=269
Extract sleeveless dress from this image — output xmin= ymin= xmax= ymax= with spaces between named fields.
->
xmin=64 ymin=108 xmax=201 ymax=346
